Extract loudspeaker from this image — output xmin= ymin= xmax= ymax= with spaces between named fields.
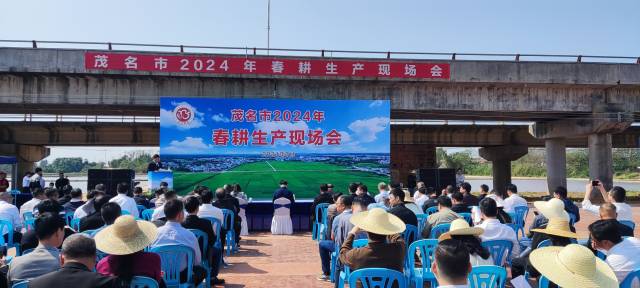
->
xmin=416 ymin=168 xmax=456 ymax=191
xmin=87 ymin=169 xmax=135 ymax=196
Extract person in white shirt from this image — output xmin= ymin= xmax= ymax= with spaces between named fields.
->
xmin=432 ymin=238 xmax=472 ymax=288
xmin=413 ymin=187 xmax=429 ymax=209
xmin=589 ymin=219 xmax=640 ymax=283
xmin=29 ymin=168 xmax=45 ymax=190
xmin=0 ymin=192 xmax=23 ymax=243
xmin=74 ymin=189 xmax=105 ymax=219
xmin=582 ymin=181 xmax=633 ymax=221
xmin=108 ymin=182 xmax=139 ymax=218
xmin=151 ymin=190 xmax=186 ymax=222
xmin=150 ymin=199 xmax=206 ymax=284
xmin=502 ymin=184 xmax=528 ymax=214
xmin=20 ymin=187 xmax=46 ymax=220
xmin=476 ymin=197 xmax=520 ymax=260
xmin=374 ymin=182 xmax=390 ymax=205
xmin=197 ymin=189 xmax=224 ymax=224
xmin=21 ymin=172 xmax=33 ymax=193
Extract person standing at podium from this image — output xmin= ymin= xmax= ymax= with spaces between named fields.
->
xmin=146 ymin=154 xmax=163 ymax=172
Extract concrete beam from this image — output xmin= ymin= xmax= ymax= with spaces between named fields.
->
xmin=479 ymin=145 xmax=528 ymax=196
xmin=0 ymin=123 xmax=158 ymax=146
xmin=0 ymin=144 xmax=49 ymax=181
xmin=529 ymin=114 xmax=633 ymax=139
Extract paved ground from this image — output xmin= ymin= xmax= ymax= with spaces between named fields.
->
xmin=214 ymin=206 xmax=640 ymax=287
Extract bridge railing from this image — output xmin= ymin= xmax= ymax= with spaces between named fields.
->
xmin=0 ymin=39 xmax=638 ymax=64
xmin=0 ymin=113 xmax=159 ymax=123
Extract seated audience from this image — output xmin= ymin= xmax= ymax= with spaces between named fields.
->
xmin=477 ymin=184 xmax=489 ymax=201
xmin=7 ymin=213 xmax=65 ymax=285
xmin=413 ymin=187 xmax=429 ymax=209
xmin=450 ymin=192 xmax=472 ymax=214
xmin=133 ymin=186 xmax=152 ymax=209
xmin=421 ymin=187 xmax=439 ymax=211
xmin=583 ymin=182 xmax=633 ymax=221
xmin=20 ymin=200 xmax=75 ymax=251
xmin=339 ymin=208 xmax=406 ymax=274
xmin=374 ymin=182 xmax=390 ymax=204
xmin=442 ymin=185 xmax=456 ymax=198
xmin=35 ymin=188 xmax=65 ymax=217
xmin=459 ymin=182 xmax=479 ymax=207
xmin=530 ymin=244 xmax=618 ymax=288
xmin=354 ymin=184 xmax=375 ymax=207
xmin=151 ymin=190 xmax=180 ymax=223
xmin=387 ymin=188 xmax=418 ymax=227
xmin=149 ymin=188 xmax=166 ymax=208
xmin=0 ymin=191 xmax=22 ymax=244
xmin=74 ymin=187 xmax=105 ymax=219
xmin=432 ymin=239 xmax=472 ymax=287
xmin=29 ymin=234 xmax=115 ymax=288
xmin=311 ymin=184 xmax=334 ymax=226
xmin=421 ymin=196 xmax=461 ymax=238
xmin=109 ymin=182 xmax=139 ymax=217
xmin=95 ymin=215 xmax=163 ymax=287
xmin=402 ymin=190 xmax=423 ymax=215
xmin=438 ymin=219 xmax=492 ymax=266
xmin=181 ymin=196 xmax=224 ymax=285
xmin=197 ymin=189 xmax=224 ymax=223
xmin=325 ymin=192 xmax=343 ymax=239
xmin=79 ymin=195 xmax=111 ymax=232
xmin=318 ymin=195 xmax=353 ymax=281
xmin=503 ymin=184 xmax=527 ymax=214
xmin=231 ymin=183 xmax=247 ymax=200
xmin=476 ymin=197 xmax=520 ymax=261
xmin=213 ymin=187 xmax=242 ymax=244
xmin=57 ymin=185 xmax=73 ymax=206
xmin=527 ymin=198 xmax=570 ymax=238
xmin=151 ymin=199 xmax=206 ymax=285
xmin=86 ymin=202 xmax=121 ymax=236
xmin=63 ymin=188 xmax=85 ymax=214
xmin=511 ymin=217 xmax=576 ymax=281
xmin=599 ymin=203 xmax=634 ymax=237
xmin=20 ymin=187 xmax=45 ymax=219
xmin=589 ymin=219 xmax=640 ymax=283
xmin=553 ymin=186 xmax=580 ymax=223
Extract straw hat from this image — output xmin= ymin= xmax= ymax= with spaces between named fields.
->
xmin=403 ymin=190 xmax=414 ymax=203
xmin=530 ymin=244 xmax=618 ymax=288
xmin=438 ymin=219 xmax=484 ymax=241
xmin=94 ymin=215 xmax=158 ymax=255
xmin=533 ymin=198 xmax=569 ymax=220
xmin=350 ymin=208 xmax=406 ymax=235
xmin=531 ymin=217 xmax=577 ymax=239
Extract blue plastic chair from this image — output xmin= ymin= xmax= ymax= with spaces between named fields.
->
xmin=70 ymin=218 xmax=81 ymax=232
xmin=620 ymin=268 xmax=640 ymax=288
xmin=131 ymin=276 xmax=159 ymax=288
xmin=121 ymin=210 xmax=131 ymax=216
xmin=416 ymin=214 xmax=428 ymax=238
xmin=620 ymin=220 xmax=636 ymax=231
xmin=402 ymin=224 xmax=418 ymax=247
xmin=64 ymin=211 xmax=75 ymax=226
xmin=458 ymin=212 xmax=473 ymax=226
xmin=11 ymin=281 xmax=28 ymax=288
xmin=337 ymin=239 xmax=370 ymax=288
xmin=425 ymin=206 xmax=438 ymax=215
xmin=141 ymin=209 xmax=154 ymax=221
xmin=0 ymin=219 xmax=16 ymax=247
xmin=221 ymin=209 xmax=238 ymax=256
xmin=513 ymin=206 xmax=529 ymax=238
xmin=22 ymin=212 xmax=34 ymax=222
xmin=536 ymin=239 xmax=551 ymax=249
xmin=202 ymin=217 xmax=224 ymax=267
xmin=468 ymin=265 xmax=507 ymax=288
xmin=150 ymin=245 xmax=195 ymax=288
xmin=137 ymin=205 xmax=147 ymax=214
xmin=188 ymin=229 xmax=211 ymax=287
xmin=348 ymin=268 xmax=407 ymax=288
xmin=538 ymin=275 xmax=550 ymax=288
xmin=406 ymin=239 xmax=438 ymax=288
xmin=429 ymin=223 xmax=450 ymax=239
xmin=312 ymin=203 xmax=330 ymax=241
xmin=482 ymin=240 xmax=513 ymax=267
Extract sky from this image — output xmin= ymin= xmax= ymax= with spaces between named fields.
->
xmin=1 ymin=0 xmax=638 ymax=161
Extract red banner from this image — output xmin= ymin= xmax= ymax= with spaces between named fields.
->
xmin=84 ymin=52 xmax=450 ymax=80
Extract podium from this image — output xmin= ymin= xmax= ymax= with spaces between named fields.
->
xmin=148 ymin=171 xmax=173 ymax=190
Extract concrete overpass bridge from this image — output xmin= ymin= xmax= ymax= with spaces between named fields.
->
xmin=1 ymin=41 xmax=639 ymax=194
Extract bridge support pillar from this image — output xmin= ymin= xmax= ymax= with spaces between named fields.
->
xmin=479 ymin=145 xmax=528 ymax=197
xmin=588 ymin=133 xmax=613 ymax=202
xmin=545 ymin=138 xmax=567 ymax=195
xmin=391 ymin=144 xmax=436 ymax=185
xmin=0 ymin=144 xmax=50 ymax=189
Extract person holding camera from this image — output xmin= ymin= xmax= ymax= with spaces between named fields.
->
xmin=582 ymin=180 xmax=633 ymax=221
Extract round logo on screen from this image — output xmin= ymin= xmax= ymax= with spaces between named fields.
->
xmin=174 ymin=105 xmax=194 ymax=125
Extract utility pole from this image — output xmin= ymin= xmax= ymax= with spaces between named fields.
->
xmin=267 ymin=0 xmax=271 ymax=55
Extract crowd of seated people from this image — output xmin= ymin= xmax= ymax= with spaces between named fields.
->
xmin=311 ymin=180 xmax=640 ymax=288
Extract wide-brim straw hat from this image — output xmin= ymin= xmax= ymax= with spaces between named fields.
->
xmin=95 ymin=215 xmax=158 ymax=255
xmin=530 ymin=244 xmax=618 ymax=288
xmin=531 ymin=217 xmax=577 ymax=239
xmin=403 ymin=190 xmax=414 ymax=203
xmin=438 ymin=218 xmax=484 ymax=241
xmin=533 ymin=198 xmax=569 ymax=220
xmin=350 ymin=208 xmax=406 ymax=235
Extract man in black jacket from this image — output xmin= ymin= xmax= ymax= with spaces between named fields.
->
xmin=213 ymin=188 xmax=242 ymax=244
xmin=387 ymin=188 xmax=418 ymax=227
xmin=28 ymin=234 xmax=116 ymax=288
xmin=272 ymin=180 xmax=295 ymax=204
xmin=450 ymin=192 xmax=472 ymax=214
xmin=147 ymin=154 xmax=163 ymax=172
xmin=182 ymin=196 xmax=224 ymax=285
xmin=79 ymin=196 xmax=112 ymax=232
xmin=354 ymin=184 xmax=375 ymax=207
xmin=311 ymin=184 xmax=334 ymax=224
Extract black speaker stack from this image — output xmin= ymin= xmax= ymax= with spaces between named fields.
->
xmin=416 ymin=168 xmax=456 ymax=190
xmin=87 ymin=169 xmax=135 ymax=196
